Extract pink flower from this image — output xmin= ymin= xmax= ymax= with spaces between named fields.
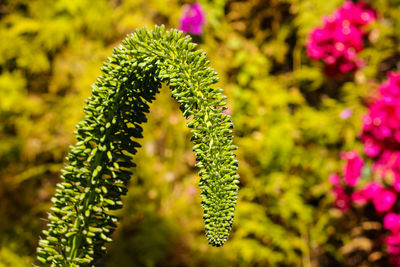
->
xmin=179 ymin=2 xmax=205 ymax=35
xmin=388 ymin=244 xmax=400 ymax=255
xmin=351 ymin=181 xmax=383 ymax=204
xmin=340 ymin=108 xmax=353 ymax=120
xmin=329 ymin=173 xmax=341 ymax=186
xmin=363 ymin=136 xmax=381 ymax=157
xmin=394 ymin=173 xmax=400 ymax=192
xmin=384 ymin=213 xmax=400 ymax=231
xmin=372 ymin=188 xmax=397 ymax=213
xmin=362 ymin=72 xmax=400 ymax=161
xmin=361 ymin=70 xmax=400 ymax=259
xmin=386 ymin=233 xmax=400 ymax=246
xmin=341 ymin=150 xmax=364 ymax=186
xmin=352 ymin=190 xmax=369 ymax=205
xmin=385 ymin=233 xmax=400 ymax=260
xmin=335 ymin=1 xmax=376 ymax=27
xmin=372 ymin=150 xmax=400 ymax=191
xmin=333 ymin=186 xmax=351 ymax=211
xmin=363 ymin=182 xmax=383 ymax=198
xmin=306 ymin=1 xmax=376 ymax=76
xmin=386 ymin=232 xmax=400 ymax=265
xmin=373 ymin=150 xmax=400 ymax=173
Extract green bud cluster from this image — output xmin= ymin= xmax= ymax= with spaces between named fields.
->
xmin=37 ymin=25 xmax=239 ymax=265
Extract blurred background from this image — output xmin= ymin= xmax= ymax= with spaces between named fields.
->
xmin=1 ymin=0 xmax=400 ymax=266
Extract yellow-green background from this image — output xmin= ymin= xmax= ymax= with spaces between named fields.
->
xmin=1 ymin=0 xmax=400 ymax=266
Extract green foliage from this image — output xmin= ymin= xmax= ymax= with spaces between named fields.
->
xmin=36 ymin=26 xmax=239 ymax=265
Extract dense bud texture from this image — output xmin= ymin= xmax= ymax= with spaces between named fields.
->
xmin=37 ymin=25 xmax=239 ymax=265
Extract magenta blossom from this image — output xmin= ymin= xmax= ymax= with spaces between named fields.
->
xmin=372 ymin=188 xmax=397 ymax=213
xmin=306 ymin=1 xmax=376 ymax=76
xmin=373 ymin=150 xmax=400 ymax=189
xmin=341 ymin=150 xmax=364 ymax=186
xmin=363 ymin=182 xmax=383 ymax=198
xmin=386 ymin=233 xmax=400 ymax=267
xmin=334 ymin=1 xmax=376 ymax=27
xmin=352 ymin=181 xmax=383 ymax=204
xmin=384 ymin=213 xmax=400 ymax=232
xmin=363 ymin=136 xmax=381 ymax=157
xmin=352 ymin=190 xmax=369 ymax=205
xmin=394 ymin=174 xmax=400 ymax=192
xmin=362 ymin=72 xmax=400 ymax=161
xmin=179 ymin=2 xmax=205 ymax=35
xmin=385 ymin=233 xmax=400 ymax=256
xmin=329 ymin=173 xmax=340 ymax=186
xmin=333 ymin=186 xmax=351 ymax=211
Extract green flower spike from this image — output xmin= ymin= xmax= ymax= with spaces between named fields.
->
xmin=37 ymin=25 xmax=239 ymax=266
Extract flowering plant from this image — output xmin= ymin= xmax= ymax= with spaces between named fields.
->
xmin=307 ymin=1 xmax=376 ymax=76
xmin=36 ymin=26 xmax=239 ymax=265
xmin=331 ymin=72 xmax=400 ymax=265
xmin=179 ymin=2 xmax=205 ymax=35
